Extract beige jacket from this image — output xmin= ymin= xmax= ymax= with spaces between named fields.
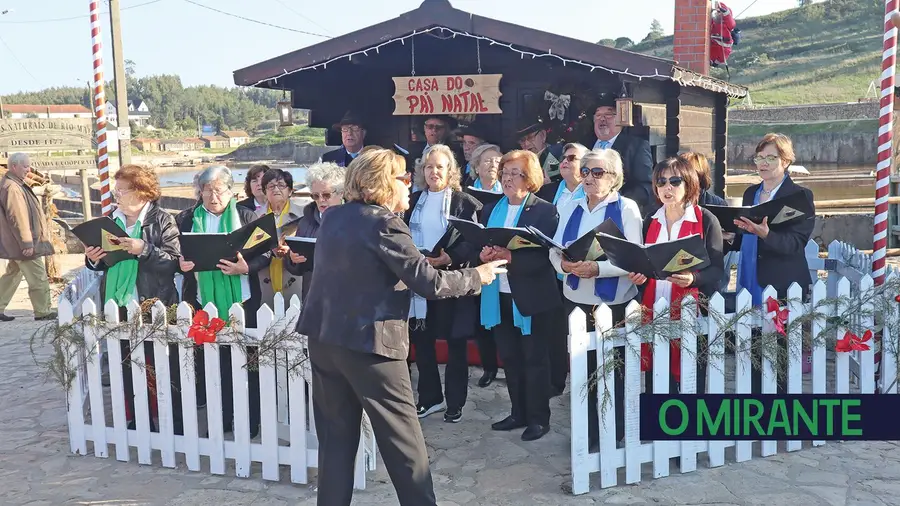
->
xmin=0 ymin=173 xmax=54 ymax=260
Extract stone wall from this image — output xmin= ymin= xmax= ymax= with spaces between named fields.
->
xmin=229 ymin=142 xmax=332 ymax=164
xmin=728 ymin=132 xmax=877 ymax=165
xmin=730 ymin=102 xmax=878 ymax=123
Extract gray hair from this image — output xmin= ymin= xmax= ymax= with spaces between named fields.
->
xmin=194 ymin=165 xmax=234 ymax=199
xmin=582 ymin=148 xmax=624 ymax=192
xmin=469 ymin=143 xmax=502 ymax=170
xmin=562 ymin=142 xmax=590 ymax=160
xmin=305 ymin=161 xmax=346 ymax=194
xmin=8 ymin=152 xmax=30 ymax=169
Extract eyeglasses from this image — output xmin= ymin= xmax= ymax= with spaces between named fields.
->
xmin=580 ymin=167 xmax=611 ymax=179
xmin=753 ymin=155 xmax=779 ymax=165
xmin=341 ymin=126 xmax=361 ymax=134
xmin=500 ymin=170 xmax=524 ymax=180
xmin=395 ymin=172 xmax=412 ymax=187
xmin=266 ymin=183 xmax=289 ymax=192
xmin=655 ymin=176 xmax=684 ymax=188
xmin=201 ymin=187 xmax=232 ymax=198
xmin=311 ymin=192 xmax=334 ymax=201
xmin=113 ymin=187 xmax=134 ymax=196
xmin=564 ymin=154 xmax=581 ymax=163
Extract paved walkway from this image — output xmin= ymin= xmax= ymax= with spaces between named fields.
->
xmin=1 ymin=256 xmax=899 ymax=505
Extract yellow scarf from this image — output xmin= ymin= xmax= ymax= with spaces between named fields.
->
xmin=267 ymin=202 xmax=291 ymax=293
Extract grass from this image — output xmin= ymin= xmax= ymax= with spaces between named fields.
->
xmin=243 ymin=125 xmax=326 ymax=147
xmin=630 ymin=0 xmax=885 ymax=107
xmin=728 ymin=119 xmax=879 ymax=137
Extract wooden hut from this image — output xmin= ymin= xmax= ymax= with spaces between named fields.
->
xmin=233 ymin=0 xmax=747 ymax=195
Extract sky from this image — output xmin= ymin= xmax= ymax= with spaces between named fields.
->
xmin=0 ymin=0 xmax=817 ymax=96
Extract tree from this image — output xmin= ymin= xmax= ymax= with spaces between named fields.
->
xmin=798 ymin=0 xmax=813 ymax=6
xmin=642 ymin=19 xmax=665 ymax=42
xmin=596 ymin=38 xmax=615 ymax=47
xmin=614 ymin=37 xmax=634 ymax=49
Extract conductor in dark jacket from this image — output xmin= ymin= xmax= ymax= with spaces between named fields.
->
xmin=296 ymin=148 xmax=507 ymax=506
xmin=583 ymin=93 xmax=654 ymax=215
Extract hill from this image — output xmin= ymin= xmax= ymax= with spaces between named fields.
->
xmin=629 ymin=0 xmax=884 ymax=106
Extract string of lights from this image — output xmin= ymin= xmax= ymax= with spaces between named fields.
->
xmin=182 ymin=0 xmax=329 ymax=38
xmin=254 ymin=25 xmax=747 ymax=97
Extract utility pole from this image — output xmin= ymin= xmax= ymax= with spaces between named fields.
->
xmin=108 ymin=0 xmax=131 ymax=165
xmin=81 ymin=80 xmax=94 ymax=220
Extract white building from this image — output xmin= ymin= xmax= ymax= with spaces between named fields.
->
xmin=3 ymin=104 xmax=93 ymax=119
xmin=107 ymin=99 xmax=152 ymax=127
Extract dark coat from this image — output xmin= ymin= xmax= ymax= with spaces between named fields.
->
xmin=699 ymin=189 xmax=728 ymax=207
xmin=403 ymin=189 xmax=483 ymax=339
xmin=284 ymin=201 xmax=322 ymax=300
xmin=640 ymin=206 xmax=726 ymax=298
xmin=729 ymin=176 xmax=815 ymax=298
xmin=236 ymin=197 xmax=261 ymax=214
xmin=174 ymin=202 xmax=269 ymax=327
xmin=478 ymin=193 xmax=562 ymax=316
xmin=86 ymin=201 xmax=181 ymax=306
xmin=583 ymin=131 xmax=654 ymax=215
xmin=321 ymin=146 xmax=356 ymax=167
xmin=296 ymin=201 xmax=483 ymax=360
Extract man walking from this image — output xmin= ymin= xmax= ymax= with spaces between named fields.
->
xmin=0 ymin=153 xmax=56 ymax=321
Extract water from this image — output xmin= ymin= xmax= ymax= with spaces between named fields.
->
xmin=156 ymin=163 xmax=309 ymax=188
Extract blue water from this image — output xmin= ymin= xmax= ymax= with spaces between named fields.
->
xmin=156 ymin=164 xmax=309 ymax=188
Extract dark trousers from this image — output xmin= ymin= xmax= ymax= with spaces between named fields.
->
xmin=493 ymin=293 xmax=552 ymax=427
xmin=309 ymin=339 xmax=437 ymax=506
xmin=549 ymin=279 xmax=569 ymax=391
xmin=567 ymin=301 xmax=628 ymax=446
xmin=475 ymin=319 xmax=498 ymax=373
xmin=411 ymin=322 xmax=469 ymax=410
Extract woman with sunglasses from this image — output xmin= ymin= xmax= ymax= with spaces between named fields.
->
xmin=286 ymin=162 xmax=345 ymax=301
xmin=627 ymin=157 xmax=724 ymax=394
xmin=549 ymin=148 xmax=643 ymax=450
xmin=730 ymin=133 xmax=814 ymax=394
xmin=479 ymin=149 xmax=561 ymax=442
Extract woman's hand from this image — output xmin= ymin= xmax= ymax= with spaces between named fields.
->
xmin=118 ymin=238 xmax=145 ymax=256
xmin=474 ymin=259 xmax=508 ymax=285
xmin=571 ymin=261 xmax=600 ymax=279
xmin=560 ymin=258 xmax=578 ymax=274
xmin=85 ymin=246 xmax=107 ymax=264
xmin=734 ymin=216 xmax=769 ymax=239
xmin=479 ymin=246 xmax=496 ymax=263
xmin=289 ymin=252 xmax=307 ymax=264
xmin=426 ymin=249 xmax=452 ymax=267
xmin=179 ymin=257 xmax=195 ymax=273
xmin=628 ymin=272 xmax=648 ymax=286
xmin=217 ymin=252 xmax=250 ymax=276
xmin=273 ymin=244 xmax=290 ymax=258
xmin=491 ymin=246 xmax=512 ymax=263
xmin=666 ymin=272 xmax=695 ymax=288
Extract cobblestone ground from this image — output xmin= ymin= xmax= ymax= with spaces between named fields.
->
xmin=1 ymin=257 xmax=899 ymax=505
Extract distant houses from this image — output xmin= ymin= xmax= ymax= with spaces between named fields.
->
xmin=3 ymin=104 xmax=93 ymax=119
xmin=107 ymin=100 xmax=152 ymax=127
xmin=221 ymin=130 xmax=251 ymax=148
xmin=202 ymin=136 xmax=230 ymax=149
xmin=132 ymin=138 xmax=161 ymax=152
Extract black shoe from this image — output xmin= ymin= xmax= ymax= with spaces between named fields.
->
xmin=0 ymin=313 xmax=14 ymax=322
xmin=521 ymin=424 xmax=550 ymax=441
xmin=478 ymin=370 xmax=497 ymax=388
xmin=443 ymin=407 xmax=463 ymax=423
xmin=491 ymin=415 xmax=526 ymax=431
xmin=416 ymin=401 xmax=445 ymax=419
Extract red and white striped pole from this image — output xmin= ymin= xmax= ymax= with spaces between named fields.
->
xmin=89 ymin=0 xmax=112 ymax=216
xmin=874 ymin=1 xmax=899 ymax=285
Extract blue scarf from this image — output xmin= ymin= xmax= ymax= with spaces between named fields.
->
xmin=474 ymin=178 xmax=502 ymax=192
xmin=737 ymin=182 xmax=778 ymax=306
xmin=552 ymin=181 xmax=586 ymax=205
xmin=561 ymin=197 xmax=622 ymax=301
xmin=481 ymin=195 xmax=532 ymax=335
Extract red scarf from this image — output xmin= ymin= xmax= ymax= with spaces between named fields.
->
xmin=640 ymin=205 xmax=703 ymax=382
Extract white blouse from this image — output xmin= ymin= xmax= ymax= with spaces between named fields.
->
xmin=498 ymin=204 xmax=521 ymax=294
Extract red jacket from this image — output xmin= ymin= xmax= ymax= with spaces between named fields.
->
xmin=710 ymin=2 xmax=736 ymax=65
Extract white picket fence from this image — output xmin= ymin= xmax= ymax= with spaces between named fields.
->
xmin=569 ymin=239 xmax=900 ymax=494
xmin=59 ymin=293 xmax=377 ymax=489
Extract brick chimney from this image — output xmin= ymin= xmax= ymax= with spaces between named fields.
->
xmin=673 ymin=0 xmax=711 ymax=75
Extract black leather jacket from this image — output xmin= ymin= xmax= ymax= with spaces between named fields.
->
xmin=86 ymin=201 xmax=181 ymax=306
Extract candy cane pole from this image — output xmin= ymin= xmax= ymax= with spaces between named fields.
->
xmin=90 ymin=0 xmax=112 ymax=216
xmin=874 ymin=0 xmax=899 ymax=285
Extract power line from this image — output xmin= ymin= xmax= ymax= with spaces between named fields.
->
xmin=182 ymin=0 xmax=330 ymax=38
xmin=0 ymin=32 xmax=40 ymax=85
xmin=0 ymin=0 xmax=163 ymax=24
xmin=270 ymin=0 xmax=332 ymax=35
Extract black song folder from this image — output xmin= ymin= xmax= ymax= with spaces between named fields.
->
xmin=525 ymin=218 xmax=623 ymax=262
xmin=71 ymin=216 xmax=135 ymax=267
xmin=703 ymin=190 xmax=814 ymax=233
xmin=285 ymin=236 xmax=316 ymax=264
xmin=179 ymin=213 xmax=277 ymax=272
xmin=464 ymin=186 xmax=504 ymax=208
xmin=447 ymin=217 xmax=545 ymax=251
xmin=596 ymin=233 xmax=710 ymax=280
xmin=418 ymin=227 xmax=459 ymax=258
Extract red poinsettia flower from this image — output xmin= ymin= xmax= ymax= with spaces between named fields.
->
xmin=765 ymin=296 xmax=788 ymax=336
xmin=187 ymin=310 xmax=226 ymax=346
xmin=836 ymin=330 xmax=872 ymax=353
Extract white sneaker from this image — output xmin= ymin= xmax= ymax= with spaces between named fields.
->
xmin=416 ymin=401 xmax=446 ymax=419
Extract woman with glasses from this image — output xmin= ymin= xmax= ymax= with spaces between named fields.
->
xmin=237 ymin=164 xmax=271 ymax=216
xmin=404 ymin=144 xmax=483 ymax=423
xmin=286 ymin=162 xmax=345 ymax=301
xmin=548 ymin=148 xmax=643 ymax=449
xmin=469 ymin=143 xmax=503 ymax=193
xmin=176 ymin=165 xmax=267 ymax=437
xmin=257 ymin=168 xmax=304 ymax=307
xmin=479 ymin=149 xmax=561 ymax=441
xmin=627 ymin=157 xmax=724 ymax=394
xmin=730 ymin=133 xmax=814 ymax=393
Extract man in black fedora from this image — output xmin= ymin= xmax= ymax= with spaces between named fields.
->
xmin=455 ymin=119 xmax=491 ymax=186
xmin=515 ymin=118 xmax=564 ymax=185
xmin=581 ymin=93 xmax=653 ymax=215
xmin=320 ymin=111 xmax=368 ymax=167
xmin=407 ymin=115 xmax=464 ymax=177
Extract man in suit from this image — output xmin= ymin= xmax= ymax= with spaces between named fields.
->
xmin=516 ymin=119 xmax=564 ymax=185
xmin=454 ymin=120 xmax=489 ymax=186
xmin=406 ymin=115 xmax=464 ymax=174
xmin=320 ymin=111 xmax=367 ymax=167
xmin=582 ymin=94 xmax=654 ymax=215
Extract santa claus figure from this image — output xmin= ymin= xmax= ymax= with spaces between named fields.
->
xmin=710 ymin=1 xmax=736 ymax=67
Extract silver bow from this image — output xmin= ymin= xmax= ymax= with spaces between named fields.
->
xmin=544 ymin=91 xmax=571 ymax=121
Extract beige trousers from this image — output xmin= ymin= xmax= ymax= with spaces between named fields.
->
xmin=0 ymin=257 xmax=52 ymax=316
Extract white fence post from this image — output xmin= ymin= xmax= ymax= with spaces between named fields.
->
xmin=568 ymin=307 xmax=590 ymax=495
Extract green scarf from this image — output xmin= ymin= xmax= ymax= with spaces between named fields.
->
xmin=193 ymin=198 xmax=244 ymax=317
xmin=104 ymin=215 xmax=142 ymax=307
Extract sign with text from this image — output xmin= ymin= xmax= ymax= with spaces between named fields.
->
xmin=30 ymin=156 xmax=96 ymax=172
xmin=0 ymin=118 xmax=94 ymax=153
xmin=392 ymin=74 xmax=503 ymax=116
